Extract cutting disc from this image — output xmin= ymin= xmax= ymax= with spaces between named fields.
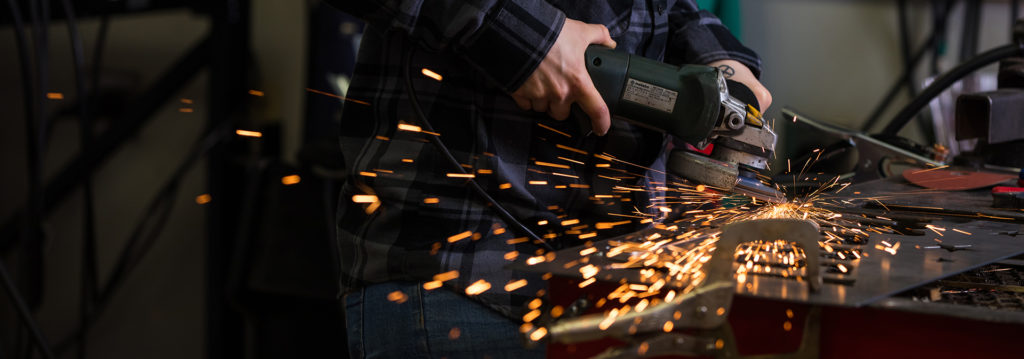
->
xmin=735 ymin=175 xmax=787 ymax=203
xmin=902 ymin=168 xmax=1016 ymax=191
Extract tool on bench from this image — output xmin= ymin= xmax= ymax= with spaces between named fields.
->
xmin=583 ymin=45 xmax=784 ymax=203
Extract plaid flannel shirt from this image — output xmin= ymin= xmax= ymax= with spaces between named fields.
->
xmin=327 ymin=0 xmax=762 ymax=318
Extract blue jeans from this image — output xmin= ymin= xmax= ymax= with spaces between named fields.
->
xmin=343 ymin=281 xmax=546 ymax=359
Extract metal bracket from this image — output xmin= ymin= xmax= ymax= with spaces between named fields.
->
xmin=538 ymin=219 xmax=823 ymax=357
xmin=713 ymin=219 xmax=823 ymax=292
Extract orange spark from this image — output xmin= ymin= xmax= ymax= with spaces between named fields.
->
xmin=398 ymin=123 xmax=422 ymax=132
xmin=523 ymin=309 xmax=541 ymax=323
xmin=448 ymin=231 xmax=472 ymax=243
xmin=195 ymin=194 xmax=212 ymax=205
xmin=505 ymin=279 xmax=528 ymax=292
xmin=465 ymin=280 xmax=492 ymax=295
xmin=535 ymin=161 xmax=570 ymax=169
xmin=537 ymin=123 xmax=571 ymax=138
xmin=578 ymin=278 xmax=596 ymax=288
xmin=421 ymin=68 xmax=443 ymax=81
xmin=351 ymin=195 xmax=378 ymax=203
xmin=304 ymin=88 xmax=371 ymax=106
xmin=433 ymin=270 xmax=459 ymax=282
xmin=235 ymin=129 xmax=262 ymax=138
xmin=504 ymin=251 xmax=519 ymax=261
xmin=281 ymin=175 xmax=301 ymax=185
xmin=387 ymin=290 xmax=408 ymax=303
xmin=529 ymin=327 xmax=548 ymax=341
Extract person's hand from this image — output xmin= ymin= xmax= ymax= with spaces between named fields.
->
xmin=705 ymin=59 xmax=772 ymax=112
xmin=511 ymin=18 xmax=616 ymax=135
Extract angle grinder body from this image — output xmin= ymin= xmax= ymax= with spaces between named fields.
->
xmin=583 ymin=45 xmax=784 ymax=203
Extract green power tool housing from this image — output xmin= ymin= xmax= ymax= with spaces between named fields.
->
xmin=583 ymin=45 xmax=784 ymax=203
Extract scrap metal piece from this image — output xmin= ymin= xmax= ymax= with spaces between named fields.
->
xmin=955 ymin=90 xmax=1024 ymax=144
xmin=781 ymin=108 xmax=944 ymax=181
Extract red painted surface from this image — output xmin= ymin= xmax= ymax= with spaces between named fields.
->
xmin=546 ymin=277 xmax=1024 ymax=358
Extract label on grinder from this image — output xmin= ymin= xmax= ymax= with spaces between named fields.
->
xmin=621 ymin=78 xmax=677 ymax=113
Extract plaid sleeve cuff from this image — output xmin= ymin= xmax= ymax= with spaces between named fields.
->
xmin=667 ymin=9 xmax=763 ymax=78
xmin=459 ymin=0 xmax=566 ymax=93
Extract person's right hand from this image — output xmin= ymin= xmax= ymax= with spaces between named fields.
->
xmin=511 ymin=18 xmax=616 ymax=136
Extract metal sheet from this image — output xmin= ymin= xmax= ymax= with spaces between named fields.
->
xmin=513 ymin=178 xmax=1024 ymax=308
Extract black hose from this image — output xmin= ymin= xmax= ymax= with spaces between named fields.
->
xmin=897 ymin=0 xmax=917 ymax=99
xmin=1013 ymin=0 xmax=1020 ymax=30
xmin=862 ymin=1 xmax=955 ymax=132
xmin=401 ymin=48 xmax=551 ymax=251
xmin=91 ymin=14 xmax=110 ymax=112
xmin=53 ymin=124 xmax=228 ymax=357
xmin=961 ymin=0 xmax=982 ymax=63
xmin=881 ymin=43 xmax=1024 ymax=135
xmin=5 ymin=0 xmax=56 ymax=358
xmin=0 ymin=258 xmax=54 ymax=359
xmin=59 ymin=2 xmax=97 ymax=359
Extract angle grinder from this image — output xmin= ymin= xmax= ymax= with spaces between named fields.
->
xmin=583 ymin=45 xmax=785 ymax=203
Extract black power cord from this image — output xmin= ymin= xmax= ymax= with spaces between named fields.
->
xmin=1014 ymin=0 xmax=1020 ymax=31
xmin=57 ymin=1 xmax=98 ymax=358
xmin=0 ymin=257 xmax=53 ymax=359
xmin=400 ymin=47 xmax=551 ymax=251
xmin=52 ymin=124 xmax=228 ymax=357
xmin=3 ymin=0 xmax=56 ymax=358
xmin=862 ymin=0 xmax=955 ymax=132
xmin=881 ymin=43 xmax=1024 ymax=136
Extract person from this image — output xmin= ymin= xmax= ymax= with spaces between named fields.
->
xmin=325 ymin=1 xmax=771 ymax=358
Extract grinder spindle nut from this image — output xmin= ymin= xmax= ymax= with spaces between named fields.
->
xmin=725 ymin=111 xmax=744 ymax=130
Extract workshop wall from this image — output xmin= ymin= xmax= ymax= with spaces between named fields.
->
xmin=0 ymin=10 xmax=211 ymax=359
xmin=0 ymin=1 xmax=307 ymax=358
xmin=741 ymin=0 xmax=1019 ymax=160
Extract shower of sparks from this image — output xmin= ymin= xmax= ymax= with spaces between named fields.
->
xmin=373 ymin=117 xmax=982 ymax=342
